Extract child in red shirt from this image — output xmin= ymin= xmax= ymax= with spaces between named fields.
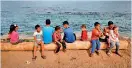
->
xmin=81 ymin=24 xmax=88 ymax=41
xmin=90 ymin=22 xmax=102 ymax=57
xmin=53 ymin=26 xmax=66 ymax=53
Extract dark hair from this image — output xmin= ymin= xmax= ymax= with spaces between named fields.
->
xmin=35 ymin=24 xmax=40 ymax=29
xmin=9 ymin=24 xmax=15 ymax=34
xmin=108 ymin=21 xmax=113 ymax=26
xmin=63 ymin=21 xmax=69 ymax=25
xmin=55 ymin=26 xmax=61 ymax=31
xmin=81 ymin=24 xmax=86 ymax=28
xmin=45 ymin=19 xmax=51 ymax=25
xmin=94 ymin=22 xmax=100 ymax=27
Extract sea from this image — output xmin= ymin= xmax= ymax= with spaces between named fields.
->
xmin=1 ymin=1 xmax=131 ymax=38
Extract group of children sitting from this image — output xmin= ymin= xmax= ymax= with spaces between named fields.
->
xmin=7 ymin=19 xmax=121 ymax=60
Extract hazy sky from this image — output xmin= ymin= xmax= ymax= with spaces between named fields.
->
xmin=1 ymin=0 xmax=131 ymax=1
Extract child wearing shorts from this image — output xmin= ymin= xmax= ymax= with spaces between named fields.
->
xmin=32 ymin=25 xmax=46 ymax=60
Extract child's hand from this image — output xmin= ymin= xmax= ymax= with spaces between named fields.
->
xmin=57 ymin=42 xmax=62 ymax=46
xmin=60 ymin=40 xmax=64 ymax=42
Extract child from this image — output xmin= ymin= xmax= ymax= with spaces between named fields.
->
xmin=42 ymin=19 xmax=54 ymax=44
xmin=106 ymin=26 xmax=122 ymax=57
xmin=81 ymin=24 xmax=88 ymax=41
xmin=63 ymin=21 xmax=76 ymax=43
xmin=104 ymin=21 xmax=115 ymax=48
xmin=102 ymin=27 xmax=110 ymax=47
xmin=32 ymin=25 xmax=46 ymax=60
xmin=90 ymin=22 xmax=102 ymax=57
xmin=8 ymin=24 xmax=19 ymax=44
xmin=53 ymin=26 xmax=66 ymax=53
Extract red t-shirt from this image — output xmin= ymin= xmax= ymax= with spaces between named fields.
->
xmin=81 ymin=30 xmax=88 ymax=41
xmin=91 ymin=28 xmax=101 ymax=40
xmin=53 ymin=32 xmax=61 ymax=42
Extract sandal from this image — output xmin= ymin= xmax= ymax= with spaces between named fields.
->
xmin=90 ymin=53 xmax=94 ymax=57
xmin=41 ymin=55 xmax=46 ymax=59
xmin=32 ymin=56 xmax=37 ymax=61
xmin=63 ymin=49 xmax=66 ymax=52
xmin=115 ymin=52 xmax=122 ymax=57
xmin=95 ymin=51 xmax=100 ymax=55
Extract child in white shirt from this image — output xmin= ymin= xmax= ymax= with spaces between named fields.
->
xmin=107 ymin=26 xmax=122 ymax=57
xmin=32 ymin=25 xmax=46 ymax=60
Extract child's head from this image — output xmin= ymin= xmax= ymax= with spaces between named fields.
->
xmin=35 ymin=25 xmax=41 ymax=32
xmin=81 ymin=24 xmax=86 ymax=29
xmin=55 ymin=26 xmax=61 ymax=32
xmin=94 ymin=22 xmax=100 ymax=30
xmin=9 ymin=24 xmax=15 ymax=34
xmin=45 ymin=19 xmax=51 ymax=25
xmin=14 ymin=24 xmax=18 ymax=31
xmin=9 ymin=24 xmax=18 ymax=34
xmin=108 ymin=21 xmax=114 ymax=29
xmin=113 ymin=26 xmax=118 ymax=32
xmin=63 ymin=21 xmax=69 ymax=28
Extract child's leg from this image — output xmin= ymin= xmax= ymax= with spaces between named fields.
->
xmin=40 ymin=41 xmax=46 ymax=59
xmin=63 ymin=34 xmax=66 ymax=41
xmin=107 ymin=40 xmax=115 ymax=54
xmin=96 ymin=39 xmax=101 ymax=51
xmin=33 ymin=46 xmax=37 ymax=57
xmin=115 ymin=42 xmax=120 ymax=53
xmin=55 ymin=42 xmax=61 ymax=53
xmin=40 ymin=41 xmax=44 ymax=56
xmin=106 ymin=38 xmax=110 ymax=47
xmin=115 ymin=42 xmax=122 ymax=56
xmin=61 ymin=40 xmax=66 ymax=50
xmin=73 ymin=33 xmax=76 ymax=40
xmin=91 ymin=40 xmax=97 ymax=54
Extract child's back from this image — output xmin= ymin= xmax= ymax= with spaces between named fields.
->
xmin=9 ymin=31 xmax=19 ymax=43
xmin=81 ymin=29 xmax=88 ymax=41
xmin=42 ymin=26 xmax=54 ymax=44
xmin=81 ymin=24 xmax=88 ymax=41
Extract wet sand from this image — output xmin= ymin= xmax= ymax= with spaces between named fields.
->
xmin=1 ymin=49 xmax=130 ymax=68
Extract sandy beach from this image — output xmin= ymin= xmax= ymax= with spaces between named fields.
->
xmin=1 ymin=43 xmax=131 ymax=68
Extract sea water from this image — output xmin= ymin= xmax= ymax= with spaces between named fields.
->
xmin=1 ymin=1 xmax=131 ymax=37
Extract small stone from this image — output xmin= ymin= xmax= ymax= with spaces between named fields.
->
xmin=26 ymin=61 xmax=31 ymax=64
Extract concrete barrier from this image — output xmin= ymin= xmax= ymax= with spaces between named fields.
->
xmin=0 ymin=40 xmax=128 ymax=51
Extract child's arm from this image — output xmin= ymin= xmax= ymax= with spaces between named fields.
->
xmin=34 ymin=36 xmax=38 ymax=43
xmin=97 ymin=29 xmax=103 ymax=37
xmin=53 ymin=33 xmax=62 ymax=45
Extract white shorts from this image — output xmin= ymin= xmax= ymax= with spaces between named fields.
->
xmin=34 ymin=40 xmax=43 ymax=46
